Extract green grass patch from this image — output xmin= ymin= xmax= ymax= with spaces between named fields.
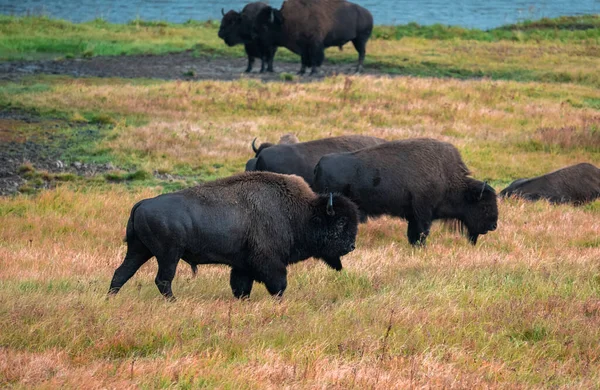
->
xmin=373 ymin=15 xmax=600 ymax=42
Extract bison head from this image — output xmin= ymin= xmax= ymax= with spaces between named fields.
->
xmin=252 ymin=6 xmax=284 ymax=44
xmin=251 ymin=138 xmax=274 ymax=156
xmin=462 ymin=179 xmax=498 ymax=244
xmin=499 ymin=178 xmax=530 ymax=199
xmin=309 ymin=193 xmax=359 ymax=270
xmin=245 ymin=158 xmax=258 ymax=171
xmin=218 ymin=9 xmax=244 ymax=46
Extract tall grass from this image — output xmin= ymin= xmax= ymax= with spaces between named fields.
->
xmin=1 ymin=17 xmax=599 ymax=387
xmin=2 ymin=75 xmax=599 ymax=182
xmin=1 ymin=186 xmax=599 ymax=388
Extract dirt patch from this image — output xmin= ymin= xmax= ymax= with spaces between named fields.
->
xmin=0 ymin=109 xmax=116 ymax=195
xmin=0 ymin=50 xmax=383 ymax=82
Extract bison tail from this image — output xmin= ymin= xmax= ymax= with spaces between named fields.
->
xmin=125 ymin=200 xmax=144 ymax=244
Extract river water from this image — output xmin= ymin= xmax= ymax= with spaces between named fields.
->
xmin=0 ymin=0 xmax=598 ymax=30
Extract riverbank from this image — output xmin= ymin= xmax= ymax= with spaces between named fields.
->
xmin=1 ymin=15 xmax=600 ymax=88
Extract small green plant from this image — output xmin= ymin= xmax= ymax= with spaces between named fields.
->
xmin=17 ymin=163 xmax=35 ymax=174
xmin=279 ymin=73 xmax=295 ymax=81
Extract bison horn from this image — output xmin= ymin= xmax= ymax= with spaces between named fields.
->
xmin=221 ymin=8 xmax=225 ymax=16
xmin=327 ymin=193 xmax=335 ymax=216
xmin=479 ymin=181 xmax=487 ymax=201
xmin=251 ymin=137 xmax=259 ymax=154
xmin=269 ymin=9 xmax=275 ymax=24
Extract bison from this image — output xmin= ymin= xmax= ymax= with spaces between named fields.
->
xmin=108 ymin=172 xmax=359 ymax=300
xmin=246 ymin=135 xmax=386 ymax=187
xmin=245 ymin=133 xmax=300 ymax=171
xmin=313 ymin=138 xmax=499 ymax=245
xmin=499 ymin=163 xmax=600 ymax=205
xmin=218 ymin=2 xmax=278 ymax=73
xmin=253 ymin=0 xmax=374 ymax=75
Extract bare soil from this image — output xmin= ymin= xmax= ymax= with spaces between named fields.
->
xmin=0 ymin=50 xmax=380 ymax=82
xmin=0 ymin=51 xmax=385 ymax=195
xmin=0 ymin=109 xmax=115 ymax=195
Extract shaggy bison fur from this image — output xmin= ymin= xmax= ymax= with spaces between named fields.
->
xmin=253 ymin=0 xmax=373 ymax=74
xmin=108 ymin=172 xmax=359 ymax=300
xmin=218 ymin=2 xmax=278 ymax=73
xmin=313 ymin=138 xmax=499 ymax=245
xmin=246 ymin=135 xmax=386 ymax=187
xmin=500 ymin=163 xmax=600 ymax=205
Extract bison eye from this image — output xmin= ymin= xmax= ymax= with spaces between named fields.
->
xmin=336 ymin=217 xmax=347 ymax=229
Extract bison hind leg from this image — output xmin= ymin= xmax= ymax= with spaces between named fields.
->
xmin=230 ymin=268 xmax=254 ymax=299
xmin=155 ymin=251 xmax=181 ymax=301
xmin=108 ymin=238 xmax=152 ymax=295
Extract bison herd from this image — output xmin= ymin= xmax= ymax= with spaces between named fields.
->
xmin=218 ymin=0 xmax=373 ymax=75
xmin=108 ymin=132 xmax=599 ymax=300
xmin=107 ymin=1 xmax=599 ymax=300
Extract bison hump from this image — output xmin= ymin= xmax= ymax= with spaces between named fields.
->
xmin=282 ymin=0 xmax=346 ymax=41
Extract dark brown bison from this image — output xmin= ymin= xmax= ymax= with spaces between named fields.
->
xmin=253 ymin=0 xmax=373 ymax=75
xmin=500 ymin=163 xmax=600 ymax=205
xmin=245 ymin=133 xmax=299 ymax=171
xmin=313 ymin=138 xmax=499 ymax=245
xmin=246 ymin=135 xmax=386 ymax=187
xmin=108 ymin=172 xmax=359 ymax=300
xmin=218 ymin=2 xmax=278 ymax=73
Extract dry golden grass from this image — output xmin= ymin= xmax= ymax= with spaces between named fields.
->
xmin=5 ymin=75 xmax=600 ymax=181
xmin=1 ymin=186 xmax=599 ymax=388
xmin=1 ymin=71 xmax=599 ymax=388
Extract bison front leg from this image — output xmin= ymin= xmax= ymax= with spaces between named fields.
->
xmin=323 ymin=256 xmax=343 ymax=271
xmin=298 ymin=46 xmax=311 ymax=75
xmin=230 ymin=268 xmax=254 ymax=299
xmin=309 ymin=43 xmax=325 ymax=76
xmin=254 ymin=261 xmax=288 ymax=297
xmin=467 ymin=232 xmax=479 ymax=245
xmin=351 ymin=37 xmax=368 ymax=73
xmin=266 ymin=47 xmax=276 ymax=72
xmin=298 ymin=57 xmax=308 ymax=75
xmin=245 ymin=56 xmax=255 ymax=73
xmin=407 ymin=216 xmax=432 ymax=246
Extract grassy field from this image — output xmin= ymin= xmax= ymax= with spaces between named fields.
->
xmin=1 ymin=15 xmax=600 ymax=388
